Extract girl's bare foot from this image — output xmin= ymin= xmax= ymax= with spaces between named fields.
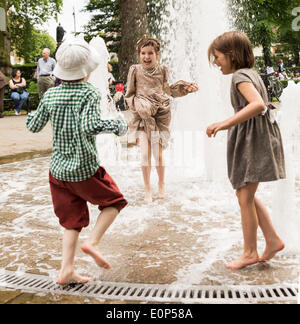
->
xmin=226 ymin=253 xmax=260 ymax=270
xmin=57 ymin=269 xmax=91 ymax=286
xmin=158 ymin=183 xmax=166 ymax=199
xmin=81 ymin=243 xmax=111 ymax=270
xmin=260 ymin=239 xmax=285 ymax=262
xmin=144 ymin=188 xmax=153 ymax=203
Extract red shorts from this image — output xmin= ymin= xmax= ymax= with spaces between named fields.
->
xmin=49 ymin=167 xmax=128 ymax=232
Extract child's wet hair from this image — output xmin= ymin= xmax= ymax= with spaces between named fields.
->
xmin=136 ymin=35 xmax=161 ymax=54
xmin=208 ymin=31 xmax=255 ymax=70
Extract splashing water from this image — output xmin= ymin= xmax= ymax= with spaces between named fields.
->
xmin=89 ymin=37 xmax=124 ymax=166
xmin=159 ymin=0 xmax=232 ymax=180
xmin=272 ymin=81 xmax=300 ymax=253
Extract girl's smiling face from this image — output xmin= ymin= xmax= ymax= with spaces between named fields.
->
xmin=213 ymin=50 xmax=235 ymax=75
xmin=140 ymin=45 xmax=159 ymax=69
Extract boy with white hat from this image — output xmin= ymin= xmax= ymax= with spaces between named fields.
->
xmin=27 ymin=38 xmax=128 ymax=285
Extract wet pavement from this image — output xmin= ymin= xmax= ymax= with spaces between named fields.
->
xmin=0 ymin=114 xmax=299 ymax=304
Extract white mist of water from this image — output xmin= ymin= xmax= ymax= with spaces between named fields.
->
xmin=160 ymin=0 xmax=232 ymax=180
xmin=89 ymin=37 xmax=124 ymax=165
xmin=272 ymin=81 xmax=300 ymax=253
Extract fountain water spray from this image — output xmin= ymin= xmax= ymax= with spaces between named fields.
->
xmin=160 ymin=0 xmax=232 ymax=180
xmin=272 ymin=81 xmax=300 ymax=253
xmin=89 ymin=37 xmax=125 ymax=166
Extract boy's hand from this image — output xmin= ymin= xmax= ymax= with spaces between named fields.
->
xmin=116 ymin=120 xmax=128 ymax=137
xmin=206 ymin=121 xmax=228 ymax=138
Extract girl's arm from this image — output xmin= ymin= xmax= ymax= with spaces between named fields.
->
xmin=124 ymin=65 xmax=136 ymax=110
xmin=169 ymin=81 xmax=198 ymax=98
xmin=206 ymin=82 xmax=266 ymax=138
xmin=163 ymin=66 xmax=198 ymax=98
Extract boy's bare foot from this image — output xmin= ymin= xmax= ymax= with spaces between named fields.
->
xmin=81 ymin=243 xmax=111 ymax=270
xmin=158 ymin=183 xmax=166 ymax=199
xmin=260 ymin=239 xmax=285 ymax=262
xmin=57 ymin=270 xmax=91 ymax=286
xmin=226 ymin=253 xmax=260 ymax=270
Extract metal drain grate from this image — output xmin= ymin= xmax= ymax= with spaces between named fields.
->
xmin=0 ymin=270 xmax=298 ymax=304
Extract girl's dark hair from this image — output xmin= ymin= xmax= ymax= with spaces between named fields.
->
xmin=11 ymin=69 xmax=21 ymax=78
xmin=136 ymin=35 xmax=161 ymax=54
xmin=208 ymin=31 xmax=255 ymax=70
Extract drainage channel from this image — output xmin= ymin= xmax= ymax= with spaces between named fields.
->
xmin=0 ymin=270 xmax=298 ymax=304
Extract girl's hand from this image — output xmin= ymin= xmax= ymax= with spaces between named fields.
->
xmin=184 ymin=83 xmax=199 ymax=93
xmin=206 ymin=121 xmax=228 ymax=138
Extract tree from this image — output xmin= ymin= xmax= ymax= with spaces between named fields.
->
xmin=118 ymin=0 xmax=149 ymax=80
xmin=0 ymin=0 xmax=63 ymax=68
xmin=84 ymin=0 xmax=120 ymax=54
xmin=0 ymin=0 xmax=11 ymax=74
xmin=229 ymin=0 xmax=300 ymax=66
xmin=10 ymin=19 xmax=56 ymax=63
xmin=84 ymin=0 xmax=166 ymax=79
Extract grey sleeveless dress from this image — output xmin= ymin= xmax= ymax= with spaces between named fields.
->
xmin=228 ymin=69 xmax=286 ymax=190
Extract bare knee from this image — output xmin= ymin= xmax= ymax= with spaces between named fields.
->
xmin=236 ymin=188 xmax=255 ymax=208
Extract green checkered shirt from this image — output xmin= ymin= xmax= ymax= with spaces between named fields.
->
xmin=26 ymin=81 xmax=128 ymax=182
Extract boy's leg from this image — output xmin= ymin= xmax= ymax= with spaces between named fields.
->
xmin=49 ymin=172 xmax=91 ymax=284
xmin=254 ymin=197 xmax=285 ymax=261
xmin=81 ymin=207 xmax=119 ymax=269
xmin=58 ymin=229 xmax=91 ymax=285
xmin=227 ymin=182 xmax=260 ymax=270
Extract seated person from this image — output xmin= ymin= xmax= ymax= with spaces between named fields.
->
xmin=9 ymin=69 xmax=29 ymax=115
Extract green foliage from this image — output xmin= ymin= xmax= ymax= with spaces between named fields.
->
xmin=10 ymin=22 xmax=56 ymax=63
xmin=228 ymin=0 xmax=300 ymax=66
xmin=83 ymin=0 xmax=120 ymax=54
xmin=280 ymin=79 xmax=300 ymax=88
xmin=12 ymin=63 xmax=37 ymax=81
xmin=6 ymin=0 xmax=63 ymax=63
xmin=83 ymin=0 xmax=165 ymax=54
xmin=109 ymin=59 xmax=120 ymax=80
xmin=27 ymin=81 xmax=38 ymax=93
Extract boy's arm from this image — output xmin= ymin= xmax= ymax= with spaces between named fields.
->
xmin=26 ymin=101 xmax=50 ymax=133
xmin=81 ymin=96 xmax=128 ymax=137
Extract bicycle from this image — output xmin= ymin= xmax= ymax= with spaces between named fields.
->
xmin=260 ymin=73 xmax=284 ymax=102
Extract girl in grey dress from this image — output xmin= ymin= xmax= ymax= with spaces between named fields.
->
xmin=207 ymin=32 xmax=286 ymax=270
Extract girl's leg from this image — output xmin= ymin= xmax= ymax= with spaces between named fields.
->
xmin=139 ymin=132 xmax=152 ymax=203
xmin=227 ymin=182 xmax=260 ymax=270
xmin=57 ymin=229 xmax=91 ymax=285
xmin=254 ymin=197 xmax=285 ymax=261
xmin=153 ymin=142 xmax=165 ymax=199
xmin=81 ymin=207 xmax=119 ymax=269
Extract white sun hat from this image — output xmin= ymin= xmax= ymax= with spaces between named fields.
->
xmin=53 ymin=38 xmax=101 ymax=81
